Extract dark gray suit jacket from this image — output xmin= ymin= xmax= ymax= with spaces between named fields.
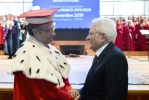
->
xmin=79 ymin=42 xmax=128 ymax=100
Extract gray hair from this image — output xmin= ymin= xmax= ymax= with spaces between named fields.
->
xmin=27 ymin=24 xmax=42 ymax=36
xmin=92 ymin=18 xmax=117 ymax=43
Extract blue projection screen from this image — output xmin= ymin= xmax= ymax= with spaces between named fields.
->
xmin=33 ymin=0 xmax=99 ymax=28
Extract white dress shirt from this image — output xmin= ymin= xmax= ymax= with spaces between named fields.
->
xmin=95 ymin=43 xmax=109 ymax=57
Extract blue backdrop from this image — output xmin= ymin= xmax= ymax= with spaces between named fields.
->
xmin=33 ymin=0 xmax=99 ymax=28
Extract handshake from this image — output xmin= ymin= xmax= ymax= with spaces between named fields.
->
xmin=68 ymin=90 xmax=80 ymax=100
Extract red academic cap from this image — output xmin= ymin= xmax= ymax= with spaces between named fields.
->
xmin=18 ymin=8 xmax=59 ymax=26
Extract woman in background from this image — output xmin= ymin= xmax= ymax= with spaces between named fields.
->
xmin=0 ymin=22 xmax=4 ymax=50
xmin=114 ymin=19 xmax=124 ymax=50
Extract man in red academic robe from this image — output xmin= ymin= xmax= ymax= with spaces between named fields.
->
xmin=7 ymin=7 xmax=80 ymax=100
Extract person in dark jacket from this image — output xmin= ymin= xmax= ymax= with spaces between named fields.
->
xmin=79 ymin=18 xmax=128 ymax=100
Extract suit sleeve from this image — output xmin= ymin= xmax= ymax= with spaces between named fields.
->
xmin=78 ymin=87 xmax=83 ymax=95
xmin=105 ymin=53 xmax=128 ymax=100
xmin=15 ymin=72 xmax=73 ymax=100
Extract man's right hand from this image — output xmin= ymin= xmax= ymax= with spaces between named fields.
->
xmin=67 ymin=90 xmax=80 ymax=100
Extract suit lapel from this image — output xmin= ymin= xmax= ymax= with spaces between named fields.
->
xmin=84 ymin=43 xmax=115 ymax=84
xmin=87 ymin=55 xmax=102 ymax=77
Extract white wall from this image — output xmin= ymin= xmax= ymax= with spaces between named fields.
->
xmin=100 ymin=0 xmax=149 ymax=17
xmin=0 ymin=0 xmax=148 ymax=17
xmin=0 ymin=0 xmax=32 ymax=15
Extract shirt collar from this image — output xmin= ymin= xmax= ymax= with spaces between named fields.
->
xmin=95 ymin=43 xmax=109 ymax=57
xmin=26 ymin=35 xmax=47 ymax=46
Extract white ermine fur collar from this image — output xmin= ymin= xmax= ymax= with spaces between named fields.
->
xmin=8 ymin=35 xmax=71 ymax=88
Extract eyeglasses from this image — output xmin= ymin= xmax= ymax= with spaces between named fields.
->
xmin=89 ymin=32 xmax=99 ymax=35
xmin=39 ymin=27 xmax=55 ymax=34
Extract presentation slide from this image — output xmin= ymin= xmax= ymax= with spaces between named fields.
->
xmin=33 ymin=0 xmax=99 ymax=28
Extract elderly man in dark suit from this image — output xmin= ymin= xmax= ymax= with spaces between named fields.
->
xmin=79 ymin=18 xmax=128 ymax=100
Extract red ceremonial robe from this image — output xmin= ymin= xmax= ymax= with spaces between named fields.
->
xmin=136 ymin=24 xmax=147 ymax=51
xmin=114 ymin=24 xmax=124 ymax=50
xmin=0 ymin=26 xmax=4 ymax=45
xmin=14 ymin=71 xmax=73 ymax=100
xmin=127 ymin=26 xmax=135 ymax=51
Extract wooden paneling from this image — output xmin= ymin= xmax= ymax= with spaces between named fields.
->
xmin=0 ymin=92 xmax=13 ymax=100
xmin=128 ymin=94 xmax=149 ymax=100
xmin=0 ymin=51 xmax=3 ymax=55
xmin=1 ymin=89 xmax=149 ymax=100
xmin=0 ymin=86 xmax=13 ymax=100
